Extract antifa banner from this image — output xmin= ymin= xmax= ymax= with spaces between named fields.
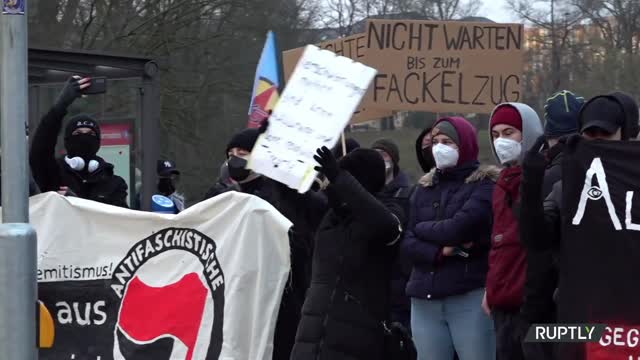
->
xmin=25 ymin=192 xmax=291 ymax=360
xmin=561 ymin=140 xmax=640 ymax=359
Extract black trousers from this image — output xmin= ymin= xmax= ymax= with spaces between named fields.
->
xmin=493 ymin=309 xmax=555 ymax=360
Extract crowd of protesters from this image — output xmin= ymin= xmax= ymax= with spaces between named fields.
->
xmin=22 ymin=75 xmax=640 ymax=360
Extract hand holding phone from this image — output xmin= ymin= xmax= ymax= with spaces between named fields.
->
xmin=82 ymin=76 xmax=107 ymax=95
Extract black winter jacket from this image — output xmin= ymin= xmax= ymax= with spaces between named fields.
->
xmin=29 ymin=106 xmax=128 ymax=208
xmin=204 ymin=176 xmax=327 ymax=360
xmin=291 ymin=171 xmax=402 ymax=360
xmin=520 ymin=144 xmax=564 ymax=323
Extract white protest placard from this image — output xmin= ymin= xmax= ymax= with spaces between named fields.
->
xmin=248 ymin=45 xmax=377 ymax=193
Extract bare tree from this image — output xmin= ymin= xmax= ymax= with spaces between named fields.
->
xmin=509 ymin=0 xmax=584 ymax=92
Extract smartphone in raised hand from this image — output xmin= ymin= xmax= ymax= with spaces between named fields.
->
xmin=82 ymin=76 xmax=107 ymax=95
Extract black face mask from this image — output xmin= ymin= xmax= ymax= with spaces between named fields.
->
xmin=227 ymin=156 xmax=251 ymax=182
xmin=157 ymin=178 xmax=175 ymax=196
xmin=421 ymin=146 xmax=436 ymax=171
xmin=65 ymin=134 xmax=100 ymax=160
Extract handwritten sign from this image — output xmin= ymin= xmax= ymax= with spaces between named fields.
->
xmin=282 ymin=34 xmax=392 ymax=124
xmin=364 ymin=20 xmax=524 ymax=114
xmin=249 ymin=45 xmax=377 ymax=193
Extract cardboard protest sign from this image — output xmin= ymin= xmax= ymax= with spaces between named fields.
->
xmin=249 ymin=45 xmax=377 ymax=193
xmin=30 ymin=192 xmax=291 ymax=360
xmin=559 ymin=140 xmax=640 ymax=359
xmin=364 ymin=20 xmax=524 ymax=114
xmin=282 ymin=34 xmax=391 ymax=123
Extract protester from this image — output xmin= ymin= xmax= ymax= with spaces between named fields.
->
xmin=517 ymin=91 xmax=584 ymax=359
xmin=156 ymin=160 xmax=185 ymax=212
xmin=415 ymin=126 xmax=436 ymax=173
xmin=29 ymin=76 xmax=129 ymax=208
xmin=204 ymin=124 xmax=327 ymax=360
xmin=291 ymin=147 xmax=403 ymax=360
xmin=403 ymin=117 xmax=497 ymax=360
xmin=483 ymin=103 xmax=543 ymax=360
xmin=519 ymin=94 xmax=638 ymax=359
xmin=521 ymin=94 xmax=638 ymax=252
xmin=203 ymin=161 xmax=239 ymax=199
xmin=371 ymin=138 xmax=413 ymax=330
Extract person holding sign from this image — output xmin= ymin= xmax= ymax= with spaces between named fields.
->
xmin=519 ymin=94 xmax=639 ymax=360
xmin=403 ymin=117 xmax=498 ymax=360
xmin=483 ymin=103 xmax=543 ymax=360
xmin=291 ymin=147 xmax=404 ymax=360
xmin=204 ymin=125 xmax=327 ymax=360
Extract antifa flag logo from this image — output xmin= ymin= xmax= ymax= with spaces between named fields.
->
xmin=110 ymin=228 xmax=225 ymax=359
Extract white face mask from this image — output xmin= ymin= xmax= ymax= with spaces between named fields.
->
xmin=494 ymin=137 xmax=522 ymax=165
xmin=432 ymin=143 xmax=459 ymax=170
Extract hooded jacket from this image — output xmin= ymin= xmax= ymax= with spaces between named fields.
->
xmin=404 ymin=117 xmax=498 ymax=300
xmin=291 ymin=169 xmax=402 ymax=360
xmin=486 ymin=103 xmax=543 ymax=311
xmin=415 ymin=127 xmax=435 ymax=173
xmin=30 ymin=106 xmax=129 ymax=208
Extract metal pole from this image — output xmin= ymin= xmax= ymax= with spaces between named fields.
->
xmin=0 ymin=0 xmax=38 ymax=359
xmin=1 ymin=0 xmax=29 ymax=222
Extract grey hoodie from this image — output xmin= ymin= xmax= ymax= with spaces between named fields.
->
xmin=489 ymin=102 xmax=544 ymax=165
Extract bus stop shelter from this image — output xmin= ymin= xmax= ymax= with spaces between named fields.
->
xmin=27 ymin=47 xmax=160 ymax=210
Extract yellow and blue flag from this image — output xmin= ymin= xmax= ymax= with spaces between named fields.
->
xmin=248 ymin=31 xmax=282 ymax=128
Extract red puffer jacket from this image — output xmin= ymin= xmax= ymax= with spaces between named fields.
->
xmin=486 ymin=166 xmax=527 ymax=311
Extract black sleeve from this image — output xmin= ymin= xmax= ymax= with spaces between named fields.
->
xmin=203 ymin=182 xmax=236 ymax=201
xmin=102 ymin=176 xmax=129 ymax=208
xmin=520 ymin=172 xmax=562 ymax=251
xmin=29 ymin=105 xmax=67 ymax=192
xmin=328 ymin=170 xmax=401 ymax=246
xmin=542 ymin=164 xmax=562 ymax=198
xmin=303 ymin=190 xmax=328 ymax=232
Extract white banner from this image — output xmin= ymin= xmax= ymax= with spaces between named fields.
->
xmin=248 ymin=44 xmax=377 ymax=193
xmin=28 ymin=192 xmax=292 ymax=360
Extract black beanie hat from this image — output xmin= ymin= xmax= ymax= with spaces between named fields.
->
xmin=338 ymin=148 xmax=386 ymax=194
xmin=372 ymin=138 xmax=400 ymax=176
xmin=226 ymin=128 xmax=260 ymax=156
xmin=372 ymin=138 xmax=400 ymax=165
xmin=64 ymin=115 xmax=101 ymax=140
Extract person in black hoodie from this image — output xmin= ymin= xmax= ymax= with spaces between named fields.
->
xmin=416 ymin=127 xmax=436 ymax=173
xmin=30 ymin=76 xmax=128 ymax=208
xmin=520 ymin=94 xmax=637 ymax=359
xmin=204 ymin=126 xmax=327 ymax=360
xmin=291 ymin=147 xmax=403 ymax=360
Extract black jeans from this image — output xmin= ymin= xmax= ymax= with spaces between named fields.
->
xmin=493 ymin=310 xmax=555 ymax=360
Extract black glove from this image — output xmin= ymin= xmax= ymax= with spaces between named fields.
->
xmin=313 ymin=146 xmax=339 ymax=183
xmin=258 ymin=118 xmax=269 ymax=135
xmin=522 ymin=135 xmax=547 ymax=183
xmin=55 ymin=76 xmax=83 ymax=110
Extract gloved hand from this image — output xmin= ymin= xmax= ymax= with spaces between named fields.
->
xmin=258 ymin=118 xmax=269 ymax=135
xmin=55 ymin=76 xmax=90 ymax=110
xmin=313 ymin=146 xmax=339 ymax=183
xmin=522 ymin=135 xmax=548 ymax=183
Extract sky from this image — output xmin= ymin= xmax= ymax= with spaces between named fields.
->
xmin=479 ymin=0 xmax=519 ymax=23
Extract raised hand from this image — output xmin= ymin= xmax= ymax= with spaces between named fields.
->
xmin=313 ymin=146 xmax=339 ymax=183
xmin=522 ymin=135 xmax=548 ymax=181
xmin=55 ymin=76 xmax=91 ymax=110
